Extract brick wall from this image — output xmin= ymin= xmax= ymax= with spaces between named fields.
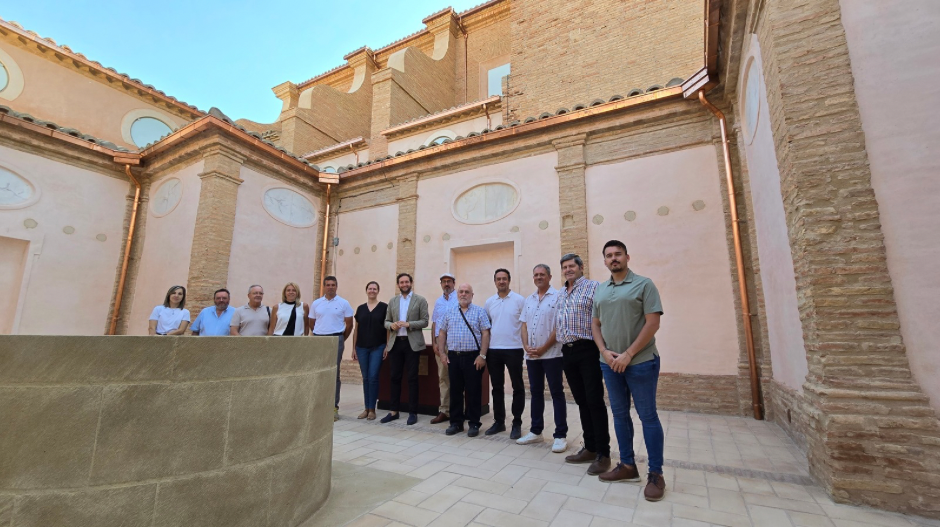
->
xmin=756 ymin=0 xmax=940 ymax=517
xmin=507 ymin=0 xmax=703 ymax=120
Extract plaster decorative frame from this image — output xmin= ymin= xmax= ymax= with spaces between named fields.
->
xmin=0 ymin=160 xmax=41 ymax=210
xmin=120 ymin=108 xmax=178 ymax=147
xmin=443 ymin=232 xmax=523 ymax=285
xmin=1 ymin=230 xmax=44 ymax=334
xmin=0 ymin=46 xmax=25 ymax=101
xmin=450 ymin=177 xmax=521 ymax=225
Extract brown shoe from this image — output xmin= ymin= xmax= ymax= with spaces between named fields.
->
xmin=367 ymin=410 xmax=376 ymax=420
xmin=429 ymin=412 xmax=449 ymax=424
xmin=357 ymin=409 xmax=369 ymax=419
xmin=599 ymin=462 xmax=641 ymax=483
xmin=565 ymin=446 xmax=596 ymax=464
xmin=644 ymin=472 xmax=666 ymax=501
xmin=587 ymin=455 xmax=611 ymax=476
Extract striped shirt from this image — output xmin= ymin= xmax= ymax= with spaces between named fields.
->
xmin=440 ymin=304 xmax=491 ymax=352
xmin=556 ymin=276 xmax=600 ymax=344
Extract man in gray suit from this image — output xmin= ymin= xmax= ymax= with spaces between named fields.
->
xmin=381 ymin=272 xmax=430 ymax=425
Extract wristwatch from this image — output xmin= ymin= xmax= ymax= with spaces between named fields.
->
xmin=479 ymin=354 xmax=487 ymax=360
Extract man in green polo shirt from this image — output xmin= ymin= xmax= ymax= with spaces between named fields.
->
xmin=591 ymin=239 xmax=666 ymax=502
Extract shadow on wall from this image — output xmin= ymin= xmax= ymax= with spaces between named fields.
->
xmin=0 ymin=335 xmax=338 ymax=527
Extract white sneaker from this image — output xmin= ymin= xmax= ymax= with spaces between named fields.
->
xmin=552 ymin=437 xmax=568 ymax=453
xmin=516 ymin=432 xmax=544 ymax=445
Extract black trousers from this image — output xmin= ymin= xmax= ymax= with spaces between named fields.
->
xmin=562 ymin=339 xmax=610 ymax=457
xmin=388 ymin=337 xmax=419 ymax=414
xmin=449 ymin=350 xmax=484 ymax=428
xmin=486 ymin=348 xmax=525 ymax=426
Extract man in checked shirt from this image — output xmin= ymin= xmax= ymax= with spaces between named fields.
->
xmin=556 ymin=253 xmax=611 ymax=476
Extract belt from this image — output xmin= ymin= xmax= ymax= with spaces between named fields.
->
xmin=396 ymin=336 xmax=409 ymax=341
xmin=563 ymin=339 xmax=593 ymax=348
xmin=314 ymin=332 xmax=344 ymax=336
xmin=449 ymin=349 xmax=478 ymax=353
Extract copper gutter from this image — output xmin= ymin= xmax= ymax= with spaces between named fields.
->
xmin=108 ymin=165 xmax=141 ymax=335
xmin=318 ymin=184 xmax=332 ymax=297
xmin=301 ymin=136 xmax=365 ymax=160
xmin=698 ymin=90 xmax=763 ymax=420
xmin=344 ymin=86 xmax=682 ymax=180
xmin=381 ymin=96 xmax=501 ymax=137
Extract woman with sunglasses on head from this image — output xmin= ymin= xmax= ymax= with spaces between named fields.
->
xmin=268 ymin=282 xmax=310 ymax=336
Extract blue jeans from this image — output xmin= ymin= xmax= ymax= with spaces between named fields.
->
xmin=601 ymin=355 xmax=664 ymax=474
xmin=526 ymin=357 xmax=567 ymax=438
xmin=356 ymin=344 xmax=385 ymax=409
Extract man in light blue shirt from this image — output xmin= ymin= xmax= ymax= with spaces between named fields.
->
xmin=191 ymin=288 xmax=235 ymax=336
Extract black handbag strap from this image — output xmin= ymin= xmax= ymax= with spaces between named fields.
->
xmin=457 ymin=307 xmax=481 ymax=351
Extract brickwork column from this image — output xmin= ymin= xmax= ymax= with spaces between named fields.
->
xmin=369 ymin=69 xmax=394 ymax=160
xmin=553 ymin=134 xmax=590 ymax=275
xmin=396 ymin=174 xmax=419 ymax=275
xmin=186 ymin=144 xmax=244 ymax=314
xmin=758 ymin=0 xmax=940 ymax=517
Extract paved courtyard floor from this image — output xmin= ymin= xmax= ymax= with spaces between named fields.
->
xmin=329 ymin=384 xmax=939 ymax=527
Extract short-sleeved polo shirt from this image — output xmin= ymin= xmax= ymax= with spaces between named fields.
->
xmin=191 ymin=305 xmax=235 ymax=336
xmin=310 ymin=295 xmax=353 ymax=335
xmin=592 ymin=269 xmax=663 ymax=366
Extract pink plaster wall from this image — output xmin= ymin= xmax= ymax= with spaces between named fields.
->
xmin=126 ymin=162 xmax=202 ymax=335
xmin=0 ymin=43 xmax=189 ymax=149
xmin=332 ymin=204 xmax=400 ymax=354
xmin=414 ymin=152 xmax=562 ymax=315
xmin=840 ymin=0 xmax=940 ymax=411
xmin=0 ymin=145 xmax=128 ymax=334
xmin=584 ymin=146 xmax=739 ymax=376
xmin=226 ymin=167 xmax=320 ymax=313
xmin=738 ymin=37 xmax=808 ymax=392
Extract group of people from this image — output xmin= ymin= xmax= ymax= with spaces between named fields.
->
xmin=146 ymin=239 xmax=667 ymax=502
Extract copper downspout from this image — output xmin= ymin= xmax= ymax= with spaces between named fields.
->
xmin=318 ymin=183 xmax=332 ymax=297
xmin=108 ymin=165 xmax=141 ymax=335
xmin=698 ymin=90 xmax=764 ymax=420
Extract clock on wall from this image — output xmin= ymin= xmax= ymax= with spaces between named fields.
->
xmin=150 ymin=177 xmax=182 ymax=217
xmin=0 ymin=165 xmax=38 ymax=209
xmin=262 ymin=187 xmax=317 ymax=228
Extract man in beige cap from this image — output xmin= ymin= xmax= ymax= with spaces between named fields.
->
xmin=430 ymin=272 xmax=458 ymax=424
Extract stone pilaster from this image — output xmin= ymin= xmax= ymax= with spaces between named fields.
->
xmin=553 ymin=134 xmax=590 ymax=276
xmin=396 ymin=174 xmax=419 ymax=275
xmin=186 ymin=144 xmax=245 ymax=314
xmin=758 ymin=0 xmax=940 ymax=517
xmin=272 ymin=81 xmax=300 ymax=113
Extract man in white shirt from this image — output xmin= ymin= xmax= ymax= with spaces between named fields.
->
xmin=309 ymin=276 xmax=354 ymax=421
xmin=483 ymin=268 xmax=527 ymax=439
xmin=517 ymin=264 xmax=568 ymax=453
xmin=430 ymin=272 xmax=459 ymax=424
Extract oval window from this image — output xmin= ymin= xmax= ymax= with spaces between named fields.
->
xmin=0 ymin=165 xmax=35 ymax=207
xmin=262 ymin=187 xmax=317 ymax=228
xmin=321 ymin=166 xmax=337 ymax=173
xmin=743 ymin=59 xmax=761 ymax=145
xmin=130 ymin=117 xmax=173 ymax=148
xmin=0 ymin=62 xmax=8 ymax=92
xmin=452 ymin=181 xmax=520 ymax=224
xmin=150 ymin=177 xmax=182 ymax=217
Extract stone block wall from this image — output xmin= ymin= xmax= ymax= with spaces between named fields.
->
xmin=0 ymin=335 xmax=337 ymax=527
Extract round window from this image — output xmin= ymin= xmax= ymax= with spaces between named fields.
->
xmin=321 ymin=166 xmax=337 ymax=173
xmin=0 ymin=165 xmax=35 ymax=207
xmin=262 ymin=187 xmax=317 ymax=228
xmin=430 ymin=136 xmax=450 ymax=145
xmin=130 ymin=117 xmax=173 ymax=148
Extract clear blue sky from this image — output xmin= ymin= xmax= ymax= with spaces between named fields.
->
xmin=3 ymin=1 xmax=484 ymax=123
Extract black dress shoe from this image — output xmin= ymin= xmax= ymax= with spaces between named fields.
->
xmin=484 ymin=422 xmax=506 ymax=436
xmin=445 ymin=424 xmax=465 ymax=436
xmin=380 ymin=412 xmax=399 ymax=424
xmin=468 ymin=425 xmax=480 ymax=437
xmin=407 ymin=413 xmax=418 ymax=425
xmin=509 ymin=424 xmax=522 ymax=440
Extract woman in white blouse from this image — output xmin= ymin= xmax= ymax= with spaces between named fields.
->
xmin=268 ymin=282 xmax=310 ymax=336
xmin=148 ymin=285 xmax=191 ymax=335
